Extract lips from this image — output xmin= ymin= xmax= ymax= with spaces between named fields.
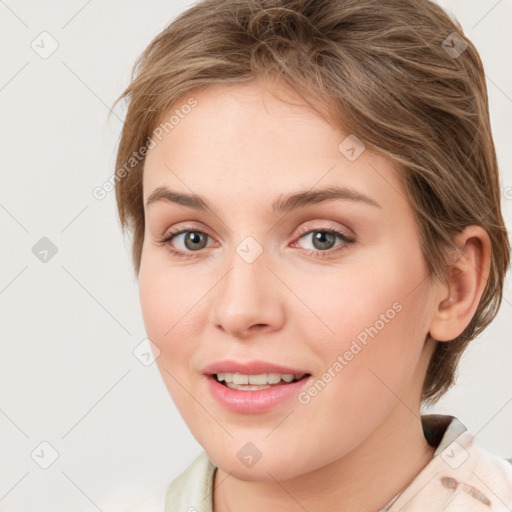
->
xmin=205 ymin=367 xmax=313 ymax=414
xmin=202 ymin=359 xmax=310 ymax=376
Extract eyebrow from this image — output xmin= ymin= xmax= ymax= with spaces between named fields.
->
xmin=145 ymin=185 xmax=381 ymax=215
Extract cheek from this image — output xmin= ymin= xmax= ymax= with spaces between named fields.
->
xmin=138 ymin=266 xmax=203 ymax=417
xmin=303 ymin=242 xmax=430 ymax=397
xmin=138 ymin=252 xmax=200 ymax=368
xmin=303 ymin=246 xmax=424 ymax=338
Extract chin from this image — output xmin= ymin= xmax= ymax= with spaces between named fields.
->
xmin=217 ymin=459 xmax=302 ymax=482
xmin=206 ymin=443 xmax=315 ymax=483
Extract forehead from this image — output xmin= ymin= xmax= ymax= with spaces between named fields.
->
xmin=142 ymin=80 xmax=407 ymax=213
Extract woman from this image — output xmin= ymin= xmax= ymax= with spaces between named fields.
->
xmin=112 ymin=0 xmax=512 ymax=510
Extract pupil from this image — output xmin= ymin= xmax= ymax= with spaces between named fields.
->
xmin=185 ymin=232 xmax=206 ymax=250
xmin=313 ymin=231 xmax=335 ymax=250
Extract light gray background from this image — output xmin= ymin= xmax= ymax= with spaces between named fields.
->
xmin=0 ymin=1 xmax=510 ymax=511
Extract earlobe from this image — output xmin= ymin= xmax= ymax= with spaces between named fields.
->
xmin=428 ymin=226 xmax=491 ymax=342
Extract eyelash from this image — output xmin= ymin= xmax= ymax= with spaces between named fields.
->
xmin=156 ymin=225 xmax=355 ymax=260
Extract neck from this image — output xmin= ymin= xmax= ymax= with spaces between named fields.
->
xmin=213 ymin=407 xmax=435 ymax=512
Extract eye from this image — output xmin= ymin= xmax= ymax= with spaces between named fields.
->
xmin=156 ymin=224 xmax=355 ymax=259
xmin=157 ymin=228 xmax=213 ymax=258
xmin=293 ymin=227 xmax=355 ymax=258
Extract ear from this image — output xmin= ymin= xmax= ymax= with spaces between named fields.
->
xmin=428 ymin=225 xmax=491 ymax=342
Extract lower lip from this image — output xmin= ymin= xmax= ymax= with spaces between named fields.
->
xmin=205 ymin=374 xmax=312 ymax=414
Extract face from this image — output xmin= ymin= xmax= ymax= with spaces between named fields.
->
xmin=139 ymin=77 xmax=439 ymax=481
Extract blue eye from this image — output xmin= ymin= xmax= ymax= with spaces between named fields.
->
xmin=157 ymin=229 xmax=212 ymax=258
xmin=295 ymin=228 xmax=354 ymax=255
xmin=157 ymin=226 xmax=355 ymax=260
xmin=164 ymin=230 xmax=209 ymax=251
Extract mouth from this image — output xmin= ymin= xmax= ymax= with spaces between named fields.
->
xmin=211 ymin=372 xmax=311 ymax=391
xmin=205 ymin=365 xmax=314 ymax=413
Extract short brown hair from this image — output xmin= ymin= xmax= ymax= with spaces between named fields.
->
xmin=112 ymin=0 xmax=510 ymax=405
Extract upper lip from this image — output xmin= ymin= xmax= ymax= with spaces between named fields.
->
xmin=203 ymin=360 xmax=310 ymax=376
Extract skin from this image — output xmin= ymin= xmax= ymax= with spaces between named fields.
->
xmin=138 ymin=76 xmax=491 ymax=512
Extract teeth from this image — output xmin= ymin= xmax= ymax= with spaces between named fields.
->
xmin=267 ymin=373 xmax=282 ymax=384
xmin=226 ymin=383 xmax=273 ymax=390
xmin=248 ymin=374 xmax=267 ymax=385
xmin=233 ymin=373 xmax=249 ymax=385
xmin=216 ymin=372 xmax=306 ymax=385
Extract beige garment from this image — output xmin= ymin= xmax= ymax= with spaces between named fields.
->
xmin=123 ymin=415 xmax=512 ymax=512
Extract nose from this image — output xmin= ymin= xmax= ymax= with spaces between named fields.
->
xmin=209 ymin=239 xmax=285 ymax=339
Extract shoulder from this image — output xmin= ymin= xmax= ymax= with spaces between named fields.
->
xmin=469 ymin=437 xmax=512 ymax=502
xmin=117 ymin=452 xmax=216 ymax=512
xmin=390 ymin=428 xmax=512 ymax=511
xmin=164 ymin=451 xmax=217 ymax=511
